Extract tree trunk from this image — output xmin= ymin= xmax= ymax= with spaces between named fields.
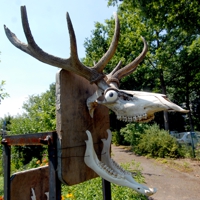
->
xmin=156 ymin=33 xmax=169 ymax=130
xmin=185 ymin=77 xmax=194 ymax=131
xmin=163 ymin=111 xmax=169 ymax=130
xmin=159 ymin=68 xmax=169 ymax=130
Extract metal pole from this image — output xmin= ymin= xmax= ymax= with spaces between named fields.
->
xmin=102 ymin=179 xmax=111 ymax=200
xmin=3 ymin=144 xmax=11 ymax=200
xmin=190 ymin=132 xmax=196 ymax=158
xmin=48 ymin=132 xmax=61 ymax=200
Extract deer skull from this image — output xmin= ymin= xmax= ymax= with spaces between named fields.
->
xmin=4 ymin=6 xmax=188 ymax=121
xmin=87 ymin=88 xmax=188 ymax=122
xmin=4 ymin=6 xmax=189 ymax=196
xmin=85 ymin=29 xmax=188 ymax=120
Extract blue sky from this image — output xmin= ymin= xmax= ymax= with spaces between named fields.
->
xmin=0 ymin=0 xmax=116 ymax=118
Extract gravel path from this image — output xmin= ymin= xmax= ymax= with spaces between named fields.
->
xmin=112 ymin=145 xmax=200 ymax=200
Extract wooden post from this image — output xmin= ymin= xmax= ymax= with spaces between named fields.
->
xmin=56 ymin=70 xmax=110 ymax=185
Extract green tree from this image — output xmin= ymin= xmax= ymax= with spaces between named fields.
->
xmin=108 ymin=0 xmax=200 ymax=34
xmin=8 ymin=83 xmax=56 ymax=167
xmin=129 ymin=0 xmax=200 ymax=131
xmin=84 ymin=0 xmax=196 ymax=130
xmin=168 ymin=37 xmax=200 ymax=131
xmin=0 ymin=114 xmax=12 ymax=134
xmin=9 ymin=83 xmax=56 ymax=134
xmin=107 ymin=0 xmax=200 ymax=131
xmin=0 ymin=80 xmax=9 ymax=104
xmin=0 ymin=52 xmax=9 ymax=104
xmin=132 ymin=0 xmax=200 ymax=35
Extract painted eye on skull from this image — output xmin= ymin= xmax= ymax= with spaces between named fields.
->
xmin=105 ymin=90 xmax=118 ymax=103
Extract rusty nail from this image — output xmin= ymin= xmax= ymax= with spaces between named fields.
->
xmin=39 ymin=135 xmax=52 ymax=145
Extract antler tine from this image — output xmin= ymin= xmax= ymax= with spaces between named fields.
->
xmin=4 ymin=24 xmax=31 ymax=55
xmin=4 ymin=6 xmax=108 ymax=88
xmin=66 ymin=12 xmax=106 ymax=84
xmin=109 ymin=60 xmax=122 ymax=76
xmin=106 ymin=61 xmax=122 ymax=87
xmin=110 ymin=37 xmax=148 ymax=81
xmin=4 ymin=6 xmax=67 ymax=67
xmin=20 ymin=6 xmax=67 ymax=67
xmin=4 ymin=6 xmax=71 ymax=68
xmin=93 ymin=13 xmax=120 ymax=73
xmin=66 ymin=12 xmax=80 ymax=64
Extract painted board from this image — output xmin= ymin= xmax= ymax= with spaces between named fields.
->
xmin=56 ymin=69 xmax=110 ymax=185
xmin=10 ymin=166 xmax=49 ymax=200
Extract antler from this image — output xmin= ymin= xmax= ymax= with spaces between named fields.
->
xmin=4 ymin=6 xmax=120 ymax=90
xmin=106 ymin=37 xmax=148 ymax=87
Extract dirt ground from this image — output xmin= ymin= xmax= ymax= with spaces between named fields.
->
xmin=112 ymin=145 xmax=200 ymax=200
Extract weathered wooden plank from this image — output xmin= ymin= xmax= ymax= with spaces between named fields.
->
xmin=10 ymin=166 xmax=49 ymax=200
xmin=56 ymin=69 xmax=109 ymax=185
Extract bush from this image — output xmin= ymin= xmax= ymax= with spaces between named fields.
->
xmin=11 ymin=145 xmax=46 ymax=170
xmin=195 ymin=143 xmax=200 ymax=160
xmin=133 ymin=124 xmax=183 ymax=158
xmin=120 ymin=123 xmax=149 ymax=147
xmin=112 ymin=130 xmax=129 ymax=146
xmin=121 ymin=123 xmax=185 ymax=158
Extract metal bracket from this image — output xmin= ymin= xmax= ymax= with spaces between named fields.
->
xmin=2 ymin=131 xmax=61 ymax=200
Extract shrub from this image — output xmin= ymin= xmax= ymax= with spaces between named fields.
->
xmin=112 ymin=130 xmax=130 ymax=146
xmin=120 ymin=123 xmax=149 ymax=147
xmin=133 ymin=124 xmax=183 ymax=158
xmin=195 ymin=143 xmax=200 ymax=160
xmin=11 ymin=145 xmax=45 ymax=170
xmin=112 ymin=130 xmax=124 ymax=145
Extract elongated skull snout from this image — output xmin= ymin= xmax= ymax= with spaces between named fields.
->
xmin=94 ymin=90 xmax=189 ymax=122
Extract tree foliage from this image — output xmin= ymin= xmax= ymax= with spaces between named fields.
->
xmin=108 ymin=0 xmax=200 ymax=35
xmin=9 ymin=83 xmax=56 ymax=134
xmin=132 ymin=0 xmax=200 ymax=35
xmin=0 ymin=80 xmax=9 ymax=104
xmin=0 ymin=52 xmax=9 ymax=103
xmin=83 ymin=0 xmax=200 ymax=130
xmin=6 ymin=83 xmax=56 ymax=167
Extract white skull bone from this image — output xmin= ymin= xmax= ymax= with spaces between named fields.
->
xmin=87 ymin=87 xmax=189 ymax=122
xmin=84 ymin=129 xmax=156 ymax=196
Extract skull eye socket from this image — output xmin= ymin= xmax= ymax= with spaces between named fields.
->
xmin=105 ymin=90 xmax=118 ymax=102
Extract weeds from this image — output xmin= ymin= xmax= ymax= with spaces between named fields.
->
xmin=62 ymin=162 xmax=147 ymax=200
xmin=156 ymin=158 xmax=193 ymax=173
xmin=0 ymin=157 xmax=147 ymax=200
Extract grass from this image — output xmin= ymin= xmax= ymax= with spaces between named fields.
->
xmin=0 ymin=161 xmax=148 ymax=200
xmin=156 ymin=158 xmax=193 ymax=173
xmin=61 ymin=161 xmax=147 ymax=200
